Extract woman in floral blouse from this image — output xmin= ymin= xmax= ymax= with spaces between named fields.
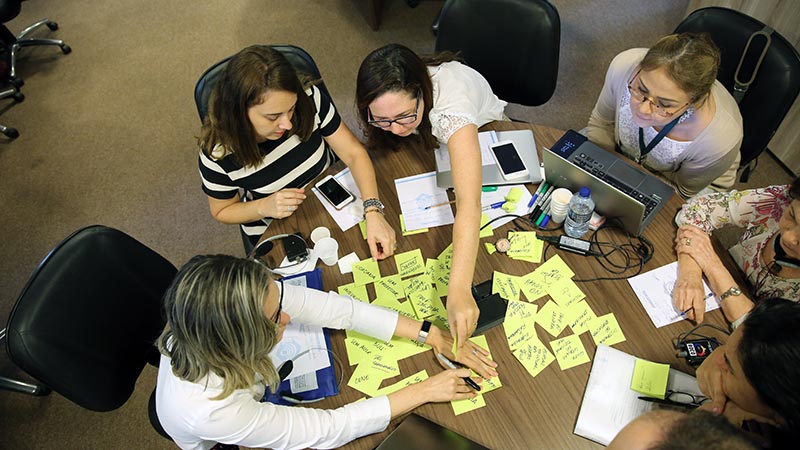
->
xmin=672 ymin=178 xmax=800 ymax=323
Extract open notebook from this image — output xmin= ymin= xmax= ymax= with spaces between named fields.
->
xmin=574 ymin=345 xmax=702 ymax=446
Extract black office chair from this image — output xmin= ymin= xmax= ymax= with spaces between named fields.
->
xmin=674 ymin=7 xmax=800 ymax=182
xmin=194 ymin=45 xmax=335 ymax=255
xmin=434 ymin=0 xmax=560 ymax=107
xmin=194 ymin=44 xmax=332 ymax=122
xmin=0 ymin=83 xmax=22 ymax=138
xmin=0 ymin=225 xmax=175 ymax=439
xmin=0 ymin=0 xmax=71 ymax=88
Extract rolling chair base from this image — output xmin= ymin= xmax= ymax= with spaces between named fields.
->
xmin=7 ymin=19 xmax=71 ymax=84
xmin=0 ymin=85 xmax=22 ymax=138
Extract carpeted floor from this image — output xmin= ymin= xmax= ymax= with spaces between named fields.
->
xmin=0 ymin=1 xmax=792 ymax=448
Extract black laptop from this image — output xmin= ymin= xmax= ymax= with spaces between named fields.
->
xmin=543 ymin=130 xmax=675 ymax=236
xmin=375 ymin=414 xmax=490 ymax=450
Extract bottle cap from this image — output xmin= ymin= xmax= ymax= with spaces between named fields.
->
xmin=579 ymin=187 xmax=591 ymax=197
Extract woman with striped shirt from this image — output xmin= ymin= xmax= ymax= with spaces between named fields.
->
xmin=198 ymin=45 xmax=395 ymax=257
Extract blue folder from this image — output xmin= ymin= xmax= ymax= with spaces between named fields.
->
xmin=263 ymin=268 xmax=339 ymax=405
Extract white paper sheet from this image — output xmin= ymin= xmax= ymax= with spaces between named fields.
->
xmin=394 ymin=171 xmax=455 ymax=231
xmin=627 ymin=261 xmax=720 ymax=328
xmin=481 ymin=184 xmax=534 ymax=229
xmin=311 ymin=168 xmax=364 ymax=232
xmin=574 ymin=345 xmax=702 ymax=446
xmin=268 ymin=322 xmax=331 ymax=378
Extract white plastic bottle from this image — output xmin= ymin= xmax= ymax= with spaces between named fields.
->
xmin=564 ymin=187 xmax=594 ymax=238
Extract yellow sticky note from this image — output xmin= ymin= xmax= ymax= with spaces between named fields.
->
xmin=362 ymin=356 xmax=401 ymax=380
xmin=469 ymin=335 xmax=502 ymax=393
xmin=513 ymin=338 xmax=555 ymax=378
xmin=546 ymin=279 xmax=586 ymax=309
xmin=506 ymin=187 xmax=524 ymax=203
xmin=433 ymin=268 xmax=450 ymax=297
xmin=535 ymin=301 xmax=567 ymax=338
xmin=506 ymin=299 xmax=538 ymax=322
xmin=518 ymin=271 xmax=547 ymax=302
xmin=631 ymin=359 xmax=670 ymax=399
xmin=533 ymin=254 xmax=575 ymax=286
xmin=507 ymin=232 xmax=544 ymax=263
xmin=344 ymin=333 xmax=377 ymax=365
xmin=438 ymin=243 xmax=454 ymax=269
xmin=375 ymin=369 xmax=429 ymax=396
xmin=400 ymin=214 xmax=428 ymax=236
xmin=501 ymin=201 xmax=516 ymax=212
xmin=587 ymin=313 xmax=627 ymax=346
xmin=338 ymin=282 xmax=369 ymax=302
xmin=352 ymin=258 xmax=381 ymax=286
xmin=424 ymin=258 xmax=443 ymax=279
xmin=395 ymin=249 xmax=425 ymax=278
xmin=358 ymin=220 xmax=367 ymax=240
xmin=485 ymin=242 xmax=497 ymax=255
xmin=402 ymin=274 xmax=432 ymax=295
xmin=452 ymin=393 xmax=486 ymax=415
xmin=347 ymin=362 xmax=384 ymax=397
xmin=479 ymin=213 xmax=494 ymax=238
xmin=504 ymin=302 xmax=539 ymax=351
xmin=372 ymin=295 xmax=418 ymax=320
xmin=375 ymin=275 xmax=405 ymax=299
xmin=492 ymin=271 xmax=520 ymax=301
xmin=550 ymin=334 xmax=591 ymax=370
xmin=565 ymin=301 xmax=596 ymax=334
xmin=408 ymin=288 xmax=437 ymax=318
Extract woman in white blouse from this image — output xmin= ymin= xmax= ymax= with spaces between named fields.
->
xmin=155 ymin=254 xmax=497 ymax=450
xmin=355 ymin=44 xmax=508 ymax=350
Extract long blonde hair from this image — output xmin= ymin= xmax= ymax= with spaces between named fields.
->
xmin=157 ymin=255 xmax=280 ymax=400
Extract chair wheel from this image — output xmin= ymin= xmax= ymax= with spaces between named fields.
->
xmin=61 ymin=44 xmax=71 ymax=54
xmin=47 ymin=21 xmax=59 ymax=31
xmin=9 ymin=77 xmax=23 ymax=88
xmin=13 ymin=92 xmax=24 ymax=102
xmin=4 ymin=127 xmax=19 ymax=139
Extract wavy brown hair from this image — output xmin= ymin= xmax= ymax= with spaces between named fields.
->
xmin=198 ymin=45 xmax=315 ymax=168
xmin=356 ymin=43 xmax=459 ymax=151
xmin=157 ymin=254 xmax=280 ymax=400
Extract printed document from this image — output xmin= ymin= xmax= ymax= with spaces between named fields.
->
xmin=395 ymin=171 xmax=455 ymax=231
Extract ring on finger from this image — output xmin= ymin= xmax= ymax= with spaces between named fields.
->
xmin=684 ymin=238 xmax=692 ymax=246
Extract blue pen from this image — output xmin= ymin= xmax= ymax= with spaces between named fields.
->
xmin=482 ymin=201 xmax=505 ymax=211
xmin=528 ymin=182 xmax=548 ymax=209
xmin=673 ymin=293 xmax=715 ymax=319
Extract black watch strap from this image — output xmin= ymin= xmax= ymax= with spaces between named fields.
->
xmin=416 ymin=320 xmax=432 ymax=344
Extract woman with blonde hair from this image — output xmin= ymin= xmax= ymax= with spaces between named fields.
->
xmin=198 ymin=45 xmax=395 ymax=259
xmin=586 ymin=33 xmax=743 ymax=198
xmin=155 ymin=254 xmax=497 ymax=450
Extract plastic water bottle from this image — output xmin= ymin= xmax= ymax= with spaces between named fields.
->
xmin=564 ymin=187 xmax=594 ymax=238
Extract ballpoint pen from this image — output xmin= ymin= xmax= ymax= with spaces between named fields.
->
xmin=528 ymin=182 xmax=548 ymax=210
xmin=436 ymin=352 xmax=481 ymax=391
xmin=672 ymin=293 xmax=715 ymax=319
xmin=482 ymin=201 xmax=505 ymax=211
xmin=425 ymin=200 xmax=457 ymax=210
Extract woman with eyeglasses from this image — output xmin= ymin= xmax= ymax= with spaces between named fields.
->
xmin=355 ymin=44 xmax=507 ymax=350
xmin=672 ymin=177 xmax=800 ymax=323
xmin=156 ymin=254 xmax=497 ymax=450
xmin=198 ymin=45 xmax=396 ymax=259
xmin=585 ymin=33 xmax=742 ymax=198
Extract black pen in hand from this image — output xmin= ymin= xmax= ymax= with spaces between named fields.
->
xmin=436 ymin=352 xmax=481 ymax=391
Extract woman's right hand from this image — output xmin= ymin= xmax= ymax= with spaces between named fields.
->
xmin=256 ymin=188 xmax=306 ymax=219
xmin=673 ymin=256 xmax=708 ymax=323
xmin=421 ymin=368 xmax=479 ymax=403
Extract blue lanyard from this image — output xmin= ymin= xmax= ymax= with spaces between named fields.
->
xmin=637 ymin=113 xmax=683 ymax=163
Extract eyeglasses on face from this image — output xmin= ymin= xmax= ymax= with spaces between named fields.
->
xmin=272 ymin=279 xmax=284 ymax=325
xmin=627 ymin=69 xmax=690 ymax=118
xmin=367 ymin=92 xmax=421 ymax=129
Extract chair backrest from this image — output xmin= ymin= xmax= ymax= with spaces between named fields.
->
xmin=674 ymin=7 xmax=800 ymax=167
xmin=193 ymin=44 xmax=332 ymax=122
xmin=5 ymin=225 xmax=177 ymax=412
xmin=434 ymin=0 xmax=560 ymax=107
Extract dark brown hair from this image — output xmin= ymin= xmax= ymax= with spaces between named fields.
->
xmin=199 ymin=45 xmax=315 ymax=168
xmin=790 ymin=177 xmax=800 ymax=199
xmin=641 ymin=33 xmax=721 ymax=106
xmin=356 ymin=44 xmax=459 ymax=151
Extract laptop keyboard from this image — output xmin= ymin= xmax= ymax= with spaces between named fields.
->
xmin=573 ymin=153 xmax=659 ymax=218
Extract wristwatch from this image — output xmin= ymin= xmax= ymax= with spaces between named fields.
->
xmin=719 ymin=286 xmax=742 ymax=302
xmin=416 ymin=320 xmax=432 ymax=344
xmin=363 ymin=198 xmax=385 ymax=217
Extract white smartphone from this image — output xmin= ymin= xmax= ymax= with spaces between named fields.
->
xmin=315 ymin=175 xmax=355 ymax=210
xmin=489 ymin=140 xmax=529 ymax=180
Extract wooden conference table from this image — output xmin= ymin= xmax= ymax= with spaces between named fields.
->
xmin=258 ymin=122 xmax=730 ymax=450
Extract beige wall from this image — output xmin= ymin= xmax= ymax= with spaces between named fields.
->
xmin=687 ymin=0 xmax=800 ymax=175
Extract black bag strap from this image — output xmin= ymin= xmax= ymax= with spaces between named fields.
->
xmin=733 ymin=25 xmax=773 ymax=104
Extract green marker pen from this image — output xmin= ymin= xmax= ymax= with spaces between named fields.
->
xmin=482 ymin=186 xmax=498 ymax=192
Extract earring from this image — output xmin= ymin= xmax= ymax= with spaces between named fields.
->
xmin=677 ymin=106 xmax=695 ymax=124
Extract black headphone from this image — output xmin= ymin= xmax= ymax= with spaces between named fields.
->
xmin=773 ymin=234 xmax=800 ymax=270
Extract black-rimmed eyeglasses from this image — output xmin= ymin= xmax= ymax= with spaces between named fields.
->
xmin=638 ymin=390 xmax=710 ymax=409
xmin=367 ymin=92 xmax=421 ymax=129
xmin=272 ymin=279 xmax=284 ymax=324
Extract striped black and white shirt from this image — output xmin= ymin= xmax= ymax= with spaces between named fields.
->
xmin=199 ymin=85 xmax=341 ymax=245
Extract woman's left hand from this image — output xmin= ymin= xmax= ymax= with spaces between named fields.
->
xmin=427 ymin=325 xmax=498 ymax=380
xmin=675 ymin=225 xmax=722 ymax=272
xmin=365 ymin=212 xmax=396 ymax=260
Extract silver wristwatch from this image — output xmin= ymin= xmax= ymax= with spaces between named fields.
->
xmin=719 ymin=286 xmax=742 ymax=302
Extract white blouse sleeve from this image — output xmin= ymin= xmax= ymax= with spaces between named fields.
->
xmin=279 ymin=282 xmax=398 ymax=343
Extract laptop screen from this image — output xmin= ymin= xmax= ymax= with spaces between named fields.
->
xmin=375 ymin=414 xmax=489 ymax=450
